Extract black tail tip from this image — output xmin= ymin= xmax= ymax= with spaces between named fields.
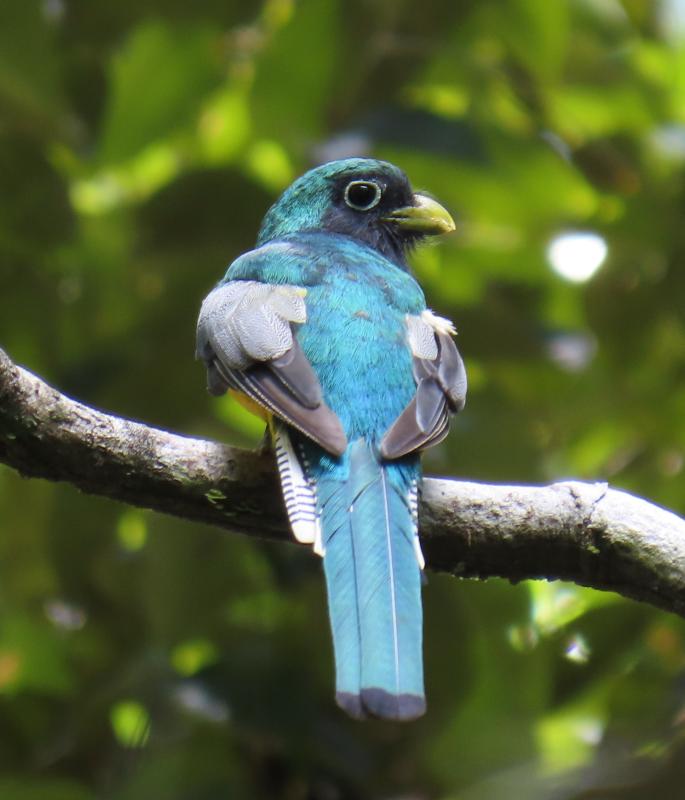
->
xmin=362 ymin=688 xmax=426 ymax=721
xmin=336 ymin=689 xmax=426 ymax=721
xmin=335 ymin=692 xmax=366 ymax=720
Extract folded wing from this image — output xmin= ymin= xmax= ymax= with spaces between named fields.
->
xmin=380 ymin=311 xmax=467 ymax=460
xmin=196 ymin=280 xmax=347 ymax=456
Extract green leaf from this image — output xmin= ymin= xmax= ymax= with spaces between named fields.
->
xmin=171 ymin=638 xmax=218 ymax=676
xmin=117 ymin=509 xmax=148 ymax=551
xmin=110 ymin=700 xmax=151 ymax=748
xmin=251 ymin=0 xmax=341 ymax=148
xmin=0 ymin=615 xmax=73 ymax=696
xmin=99 ymin=21 xmax=223 ymax=164
xmin=530 ymin=583 xmax=620 ymax=635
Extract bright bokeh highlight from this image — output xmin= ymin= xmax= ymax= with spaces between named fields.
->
xmin=547 ymin=231 xmax=608 ymax=283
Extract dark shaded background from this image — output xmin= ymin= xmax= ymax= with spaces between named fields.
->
xmin=2 ymin=1 xmax=685 ymax=797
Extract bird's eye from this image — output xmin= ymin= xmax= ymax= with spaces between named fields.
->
xmin=344 ymin=180 xmax=382 ymax=211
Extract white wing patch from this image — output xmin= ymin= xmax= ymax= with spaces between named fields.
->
xmin=422 ymin=309 xmax=457 ymax=337
xmin=197 ymin=281 xmax=308 ymax=370
xmin=273 ymin=423 xmax=324 ymax=557
xmin=406 ymin=314 xmax=437 ymax=360
xmin=406 ymin=309 xmax=457 ymax=361
xmin=406 ymin=308 xmax=457 ymax=361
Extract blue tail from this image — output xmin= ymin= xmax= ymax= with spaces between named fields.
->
xmin=317 ymin=439 xmax=424 ymax=721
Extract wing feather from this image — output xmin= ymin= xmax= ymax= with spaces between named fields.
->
xmin=380 ymin=313 xmax=466 ymax=460
xmin=197 ymin=280 xmax=347 ymax=456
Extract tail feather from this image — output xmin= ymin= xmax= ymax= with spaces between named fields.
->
xmin=273 ymin=423 xmax=322 ymax=552
xmin=320 ymin=439 xmax=425 ymax=721
xmin=318 ymin=478 xmax=364 ymax=717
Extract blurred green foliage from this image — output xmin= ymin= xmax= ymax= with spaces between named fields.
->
xmin=2 ymin=0 xmax=685 ymax=797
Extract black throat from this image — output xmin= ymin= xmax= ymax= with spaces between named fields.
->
xmin=321 ymin=207 xmax=421 ymax=268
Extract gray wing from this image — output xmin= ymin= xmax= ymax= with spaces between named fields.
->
xmin=196 ymin=281 xmax=347 ymax=457
xmin=380 ymin=312 xmax=466 ymax=460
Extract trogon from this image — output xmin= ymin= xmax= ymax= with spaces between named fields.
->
xmin=196 ymin=158 xmax=466 ymax=720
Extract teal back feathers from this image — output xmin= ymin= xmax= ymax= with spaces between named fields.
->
xmin=197 ymin=158 xmax=465 ymax=721
xmin=229 ymin=230 xmax=425 ymax=441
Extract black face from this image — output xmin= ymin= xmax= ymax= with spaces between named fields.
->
xmin=322 ymin=171 xmax=420 ymax=265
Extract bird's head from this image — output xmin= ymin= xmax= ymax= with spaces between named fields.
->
xmin=256 ymin=158 xmax=455 ymax=266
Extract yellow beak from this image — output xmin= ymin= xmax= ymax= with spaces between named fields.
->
xmin=383 ymin=193 xmax=456 ymax=235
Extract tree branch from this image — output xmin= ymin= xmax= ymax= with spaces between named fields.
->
xmin=2 ymin=346 xmax=685 ymax=617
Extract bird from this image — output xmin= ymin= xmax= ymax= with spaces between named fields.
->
xmin=196 ymin=158 xmax=466 ymax=721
